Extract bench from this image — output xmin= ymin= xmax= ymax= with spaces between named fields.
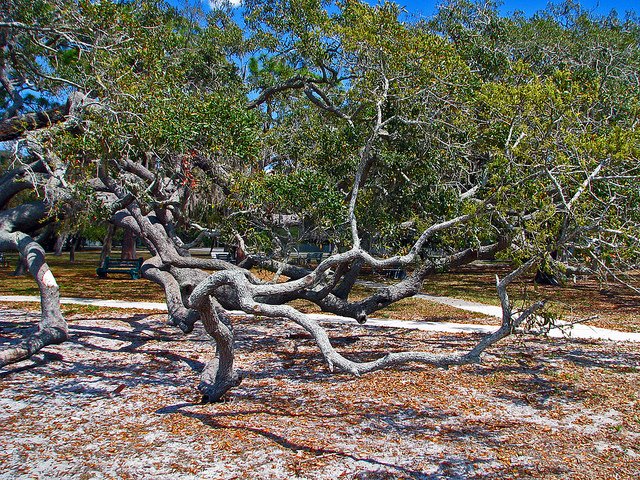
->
xmin=210 ymin=247 xmax=234 ymax=263
xmin=286 ymin=248 xmax=332 ymax=265
xmin=383 ymin=268 xmax=407 ymax=280
xmin=211 ymin=252 xmax=233 ymax=262
xmin=305 ymin=252 xmax=328 ymax=264
xmin=96 ymin=256 xmax=144 ymax=280
xmin=287 ymin=252 xmax=324 ymax=265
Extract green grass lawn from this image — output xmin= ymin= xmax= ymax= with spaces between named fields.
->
xmin=421 ymin=261 xmax=640 ymax=332
xmin=1 ymin=251 xmax=638 ymax=331
xmin=0 ymin=250 xmax=165 ymax=302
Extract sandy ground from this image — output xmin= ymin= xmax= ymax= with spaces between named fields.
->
xmin=2 ymin=296 xmax=638 ymax=343
xmin=1 ymin=306 xmax=639 ymax=479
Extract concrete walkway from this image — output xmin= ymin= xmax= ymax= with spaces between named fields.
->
xmin=414 ymin=293 xmax=503 ymax=317
xmin=357 ymin=280 xmax=504 ymax=317
xmin=1 ymin=294 xmax=639 ymax=343
xmin=0 ymin=295 xmax=168 ymax=311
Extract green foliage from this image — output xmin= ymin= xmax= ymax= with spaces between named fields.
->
xmin=276 ymin=1 xmax=636 ymax=272
xmin=223 ymin=169 xmax=346 ymax=249
xmin=2 ymin=0 xmax=638 ymax=278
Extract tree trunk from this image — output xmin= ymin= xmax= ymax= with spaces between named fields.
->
xmin=12 ymin=254 xmax=28 ymax=276
xmin=198 ymin=301 xmax=241 ymax=402
xmin=54 ymin=233 xmax=68 ymax=256
xmin=139 ymin=255 xmax=200 ymax=333
xmin=233 ymin=233 xmax=246 ymax=263
xmin=0 ymin=232 xmax=68 ymax=367
xmin=69 ymin=235 xmax=81 ymax=263
xmin=0 ymin=104 xmax=70 ymax=142
xmin=100 ymin=224 xmax=116 ymax=265
xmin=121 ymin=228 xmax=137 ymax=260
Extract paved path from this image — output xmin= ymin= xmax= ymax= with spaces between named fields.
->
xmin=2 ymin=294 xmax=639 ymax=342
xmin=358 ymin=280 xmax=504 ymax=317
xmin=414 ymin=293 xmax=503 ymax=317
xmin=0 ymin=295 xmax=168 ymax=311
xmin=343 ymin=315 xmax=640 ymax=342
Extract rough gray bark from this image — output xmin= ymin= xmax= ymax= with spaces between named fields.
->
xmin=140 ymin=255 xmax=200 ymax=333
xmin=121 ymin=228 xmax=137 ymax=260
xmin=112 ymin=206 xmax=244 ymax=398
xmin=99 ymin=224 xmax=116 ymax=265
xmin=197 ymin=301 xmax=241 ymax=402
xmin=0 ymin=231 xmax=68 ymax=367
xmin=0 ymin=104 xmax=70 ymax=142
xmin=0 ymin=196 xmax=69 ymax=366
xmin=187 ymin=260 xmax=543 ymax=380
xmin=54 ymin=233 xmax=68 ymax=256
xmin=0 ymin=161 xmax=48 ymax=210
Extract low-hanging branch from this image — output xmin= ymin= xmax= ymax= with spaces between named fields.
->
xmin=187 ymin=260 xmax=543 ymax=382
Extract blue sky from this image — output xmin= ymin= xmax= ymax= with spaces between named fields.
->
xmin=205 ymin=0 xmax=638 ymax=18
xmin=395 ymin=1 xmax=639 ymax=18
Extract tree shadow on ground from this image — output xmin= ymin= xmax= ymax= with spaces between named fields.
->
xmin=0 ymin=312 xmax=207 ymax=394
xmin=156 ymin=400 xmax=495 ymax=480
xmin=467 ymin=338 xmax=640 ymax=409
xmin=3 ymin=308 xmax=637 ymax=478
xmin=1 ymin=310 xmax=638 ymax=407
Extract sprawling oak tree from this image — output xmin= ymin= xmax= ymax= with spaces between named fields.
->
xmin=1 ymin=0 xmax=638 ymax=401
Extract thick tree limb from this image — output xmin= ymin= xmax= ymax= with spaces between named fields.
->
xmin=198 ymin=300 xmax=241 ymax=402
xmin=0 ymin=160 xmax=48 ymax=209
xmin=140 ymin=256 xmax=200 ymax=333
xmin=187 ymin=260 xmax=544 ymax=382
xmin=0 ymin=103 xmax=70 ymax=142
xmin=0 ymin=231 xmax=67 ymax=367
xmin=246 ymin=76 xmax=329 ymax=109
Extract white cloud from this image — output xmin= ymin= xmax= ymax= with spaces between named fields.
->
xmin=207 ymin=0 xmax=242 ymax=9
